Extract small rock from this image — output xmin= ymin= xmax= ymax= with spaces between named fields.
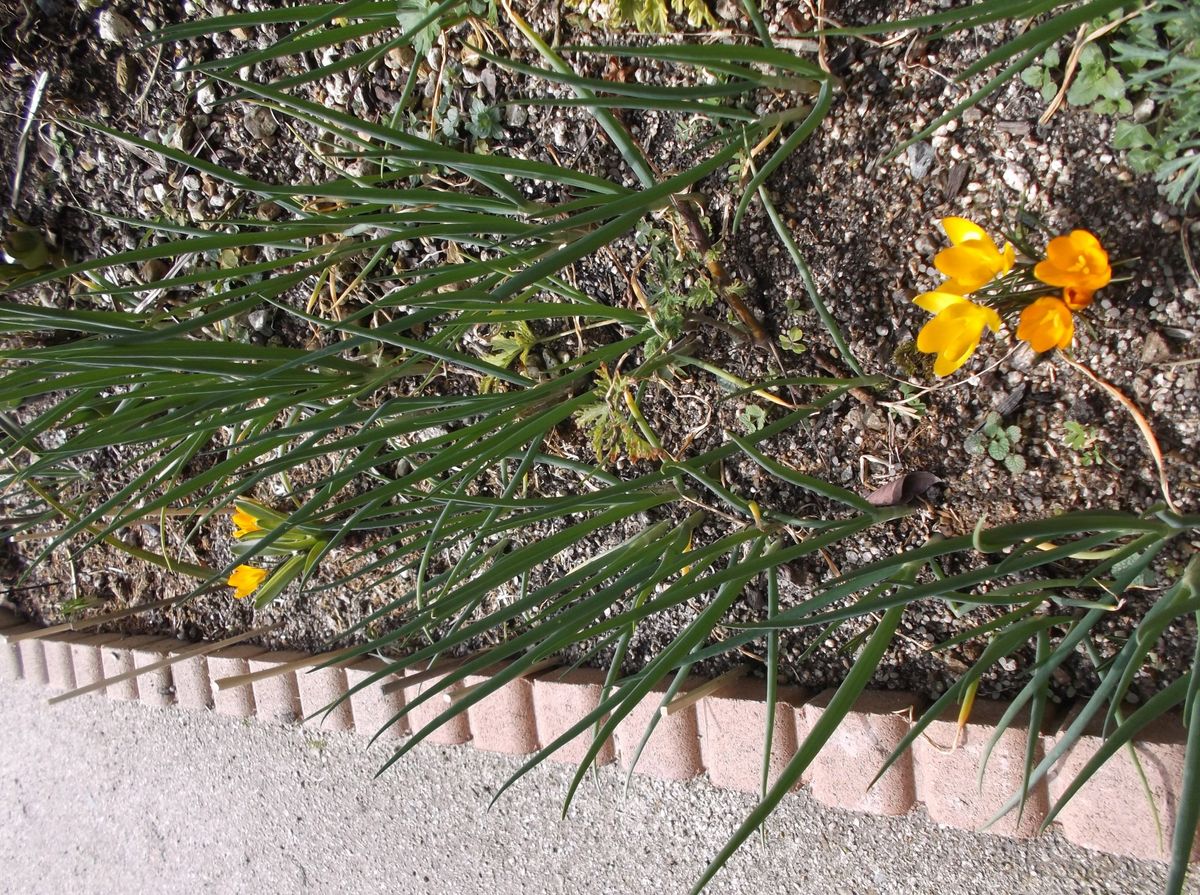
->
xmin=97 ymin=9 xmax=137 ymax=43
xmin=139 ymin=259 xmax=169 ymax=283
xmin=480 ymin=68 xmax=497 ymax=98
xmin=247 ymin=309 xmax=272 ymax=334
xmin=1002 ymin=164 xmax=1029 ymax=193
xmin=385 ymin=46 xmax=414 ymax=70
xmin=1141 ymin=330 xmax=1172 ymax=365
xmin=242 ymin=107 xmax=278 ymax=141
xmin=907 ymin=141 xmax=935 ymax=179
xmin=196 ymin=83 xmax=218 ymax=113
xmin=714 ymin=0 xmax=742 ymax=21
xmin=1009 ymin=342 xmax=1037 ymax=371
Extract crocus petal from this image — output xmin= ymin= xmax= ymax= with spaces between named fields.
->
xmin=935 ymin=244 xmax=1003 ymax=291
xmin=1062 ymin=285 xmax=1093 ymax=311
xmin=1017 ymin=297 xmax=1074 ymax=353
xmin=1034 ymin=230 xmax=1111 ymax=292
xmin=914 ymin=290 xmax=967 ymax=314
xmin=979 ymin=305 xmax=1002 ymax=333
xmin=227 ymin=565 xmax=268 ymax=600
xmin=942 ymin=216 xmax=992 ymax=248
xmin=1000 ymin=241 xmax=1016 ymax=272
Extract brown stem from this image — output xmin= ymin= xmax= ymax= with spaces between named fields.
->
xmin=1063 ymin=354 xmax=1178 ymax=513
xmin=671 ymin=196 xmax=771 ymax=346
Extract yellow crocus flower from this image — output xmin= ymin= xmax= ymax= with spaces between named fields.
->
xmin=1034 ymin=229 xmax=1111 ymax=293
xmin=227 ymin=565 xmax=268 ymax=600
xmin=915 ymin=292 xmax=1002 ymax=377
xmin=933 ymin=216 xmax=1016 ymax=293
xmin=231 ymin=506 xmax=263 ymax=539
xmin=1017 ymin=296 xmax=1074 ymax=353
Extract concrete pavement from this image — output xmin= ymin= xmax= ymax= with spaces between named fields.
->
xmin=0 ymin=679 xmax=1188 ymax=895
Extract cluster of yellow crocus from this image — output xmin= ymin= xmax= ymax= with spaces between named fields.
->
xmin=223 ymin=502 xmax=324 ymax=604
xmin=914 ymin=218 xmax=1011 ymax=376
xmin=914 ymin=217 xmax=1111 ymax=376
xmin=228 ymin=506 xmax=267 ymax=599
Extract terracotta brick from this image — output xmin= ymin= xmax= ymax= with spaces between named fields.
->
xmin=345 ymin=657 xmax=409 ymax=741
xmin=296 ymin=664 xmax=354 ymax=732
xmin=403 ymin=666 xmax=471 ymax=745
xmin=206 ymin=644 xmax=266 ymax=718
xmin=100 ymin=636 xmax=163 ymax=702
xmin=42 ymin=637 xmax=77 ymax=692
xmin=465 ymin=671 xmax=539 ymax=755
xmin=18 ymin=638 xmax=48 ymax=687
xmin=615 ymin=676 xmax=705 ymax=781
xmin=247 ymin=650 xmax=306 ymax=724
xmin=532 ymin=667 xmax=615 ymax=766
xmin=697 ymin=678 xmax=807 ymax=794
xmin=1049 ymin=708 xmax=1199 ymax=861
xmin=162 ymin=645 xmax=212 ymax=711
xmin=68 ymin=633 xmax=124 ymax=692
xmin=804 ymin=688 xmax=919 ymax=815
xmin=0 ymin=626 xmax=33 ymax=682
xmin=132 ymin=639 xmax=179 ymax=707
xmin=913 ymin=697 xmax=1048 ymax=838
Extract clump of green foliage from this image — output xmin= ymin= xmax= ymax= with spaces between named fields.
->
xmin=1021 ymin=43 xmax=1133 ymax=115
xmin=632 ymin=219 xmax=722 ymax=355
xmin=571 ymin=0 xmax=716 ymax=33
xmin=5 ymin=4 xmax=1200 ymax=895
xmin=1111 ymin=0 xmax=1200 ymax=208
xmin=1020 ymin=1 xmax=1200 ymax=207
xmin=965 ymin=411 xmax=1026 ymax=474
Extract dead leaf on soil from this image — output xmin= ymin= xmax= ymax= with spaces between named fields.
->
xmin=865 ymin=471 xmax=941 ymax=507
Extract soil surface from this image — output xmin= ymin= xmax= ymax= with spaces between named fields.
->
xmin=1 ymin=0 xmax=1197 ymax=706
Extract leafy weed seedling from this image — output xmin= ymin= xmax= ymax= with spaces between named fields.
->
xmin=1063 ymin=419 xmax=1107 ymax=467
xmin=965 ymin=411 xmax=1026 ymax=473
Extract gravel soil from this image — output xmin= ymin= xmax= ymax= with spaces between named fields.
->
xmin=1 ymin=0 xmax=1197 ymax=706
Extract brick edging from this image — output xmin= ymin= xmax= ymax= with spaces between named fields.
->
xmin=1 ymin=610 xmax=1192 ymax=864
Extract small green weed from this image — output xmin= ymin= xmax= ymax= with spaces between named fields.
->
xmin=633 ymin=219 xmax=722 ymax=354
xmin=57 ymin=595 xmax=104 ymax=617
xmin=1063 ymin=419 xmax=1105 ymax=467
xmin=737 ymin=403 xmax=767 ymax=433
xmin=571 ymin=0 xmax=716 ymax=33
xmin=573 ymin=367 xmax=660 ymax=465
xmin=1021 ymin=43 xmax=1132 ymax=115
xmin=779 ymin=327 xmax=806 ymax=355
xmin=965 ymin=411 xmax=1025 ymax=474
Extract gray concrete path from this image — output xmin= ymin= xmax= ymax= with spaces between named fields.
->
xmin=0 ymin=679 xmax=1185 ymax=895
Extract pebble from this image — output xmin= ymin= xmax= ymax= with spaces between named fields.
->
xmin=907 ymin=142 xmax=935 ymax=179
xmin=1002 ymin=164 xmax=1029 ymax=192
xmin=242 ymin=107 xmax=278 ymax=142
xmin=196 ymin=84 xmax=218 ymax=113
xmin=97 ymin=9 xmax=137 ymax=43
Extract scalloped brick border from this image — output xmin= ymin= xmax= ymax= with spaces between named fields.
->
xmin=1 ymin=607 xmax=1194 ymax=864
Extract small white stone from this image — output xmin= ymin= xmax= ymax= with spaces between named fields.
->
xmin=1002 ymin=165 xmax=1029 ymax=193
xmin=97 ymin=9 xmax=137 ymax=43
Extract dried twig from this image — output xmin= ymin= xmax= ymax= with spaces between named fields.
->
xmin=1063 ymin=354 xmax=1179 ymax=513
